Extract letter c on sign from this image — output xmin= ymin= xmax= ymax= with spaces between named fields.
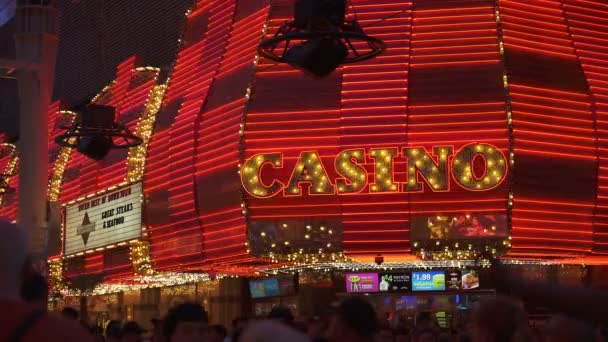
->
xmin=240 ymin=153 xmax=284 ymax=198
xmin=452 ymin=143 xmax=507 ymax=191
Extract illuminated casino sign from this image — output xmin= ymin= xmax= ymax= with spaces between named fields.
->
xmin=241 ymin=143 xmax=507 ymax=198
xmin=64 ymin=182 xmax=143 ymax=255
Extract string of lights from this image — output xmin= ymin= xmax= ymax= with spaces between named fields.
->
xmin=239 ymin=2 xmax=272 ymax=260
xmin=0 ymin=142 xmax=18 ymax=206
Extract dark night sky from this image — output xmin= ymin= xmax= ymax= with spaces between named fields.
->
xmin=0 ymin=0 xmax=194 ymax=137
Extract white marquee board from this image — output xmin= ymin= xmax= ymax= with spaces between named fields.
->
xmin=65 ymin=182 xmax=142 ymax=255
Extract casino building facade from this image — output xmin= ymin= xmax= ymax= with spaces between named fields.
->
xmin=1 ymin=0 xmax=608 ymax=325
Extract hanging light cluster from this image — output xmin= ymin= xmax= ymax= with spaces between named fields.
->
xmin=258 ymin=0 xmax=385 ymax=77
xmin=55 ymin=104 xmax=142 ymax=161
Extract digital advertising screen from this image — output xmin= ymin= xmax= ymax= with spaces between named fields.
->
xmin=249 ymin=279 xmax=281 ymax=299
xmin=411 ymin=214 xmax=508 ymax=241
xmin=461 ymin=270 xmax=480 ymax=290
xmin=412 ymin=271 xmax=446 ymax=291
xmin=379 ymin=273 xmax=411 ymax=292
xmin=345 ymin=273 xmax=379 ymax=293
xmin=446 ymin=271 xmax=462 ymax=290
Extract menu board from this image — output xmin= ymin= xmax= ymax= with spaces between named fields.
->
xmin=379 ymin=273 xmax=411 ymax=292
xmin=249 ymin=279 xmax=281 ymax=298
xmin=345 ymin=273 xmax=379 ymax=293
xmin=412 ymin=271 xmax=446 ymax=291
xmin=446 ymin=271 xmax=462 ymax=290
xmin=343 ymin=270 xmax=479 ymax=293
xmin=461 ymin=270 xmax=480 ymax=290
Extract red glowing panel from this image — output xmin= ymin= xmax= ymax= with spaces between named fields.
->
xmin=243 ymin=0 xmax=510 ymax=258
xmin=44 ymin=0 xmax=608 ymax=279
xmin=58 ymin=58 xmax=158 ymax=204
xmin=0 ymin=133 xmax=18 ymax=221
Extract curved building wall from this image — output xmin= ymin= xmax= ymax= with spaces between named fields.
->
xmin=1 ymin=0 xmax=608 ymax=280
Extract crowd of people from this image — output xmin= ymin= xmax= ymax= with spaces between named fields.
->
xmin=2 ymin=221 xmax=608 ymax=342
xmin=41 ymin=295 xmax=605 ymax=342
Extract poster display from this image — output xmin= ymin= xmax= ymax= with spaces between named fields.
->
xmin=342 ymin=270 xmax=480 ymax=293
xmin=412 ymin=271 xmax=446 ymax=291
xmin=461 ymin=270 xmax=480 ymax=290
xmin=379 ymin=273 xmax=411 ymax=292
xmin=345 ymin=273 xmax=379 ymax=293
xmin=446 ymin=271 xmax=462 ymax=290
xmin=64 ymin=182 xmax=142 ymax=255
xmin=412 ymin=214 xmax=508 ymax=240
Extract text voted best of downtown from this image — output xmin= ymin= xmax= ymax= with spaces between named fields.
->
xmin=76 ymin=187 xmax=134 ymax=229
xmin=240 ymin=143 xmax=509 ymax=198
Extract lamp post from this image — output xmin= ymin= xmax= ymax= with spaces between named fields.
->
xmin=11 ymin=0 xmax=59 ymax=267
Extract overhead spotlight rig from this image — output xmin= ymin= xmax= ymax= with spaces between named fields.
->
xmin=258 ymin=0 xmax=385 ymax=77
xmin=55 ymin=104 xmax=142 ymax=161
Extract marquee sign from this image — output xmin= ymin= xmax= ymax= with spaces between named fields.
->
xmin=241 ymin=143 xmax=508 ymax=198
xmin=64 ymin=182 xmax=143 ymax=255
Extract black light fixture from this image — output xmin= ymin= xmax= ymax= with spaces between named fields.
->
xmin=55 ymin=104 xmax=142 ymax=161
xmin=258 ymin=0 xmax=385 ymax=77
